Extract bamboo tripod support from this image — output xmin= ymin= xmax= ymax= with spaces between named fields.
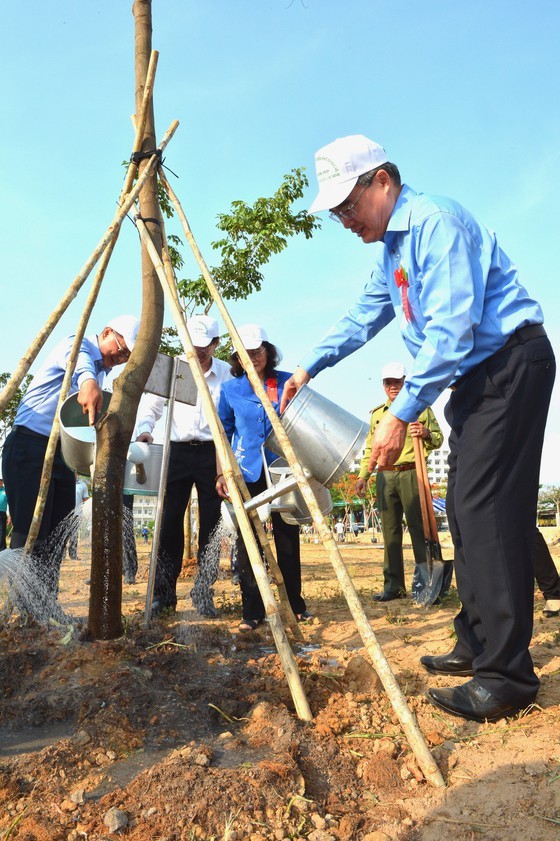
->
xmin=0 ymin=135 xmax=176 ymax=422
xmin=135 ymin=213 xmax=312 ymax=721
xmin=158 ymin=236 xmax=304 ymax=641
xmin=159 ymin=172 xmax=444 ymax=787
xmin=22 ymin=114 xmax=178 ymax=557
xmin=23 ymin=53 xmax=163 ymax=556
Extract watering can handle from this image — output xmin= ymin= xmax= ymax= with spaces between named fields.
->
xmin=261 ymin=446 xmax=273 ymax=489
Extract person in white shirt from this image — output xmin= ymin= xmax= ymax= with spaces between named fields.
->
xmin=136 ymin=316 xmax=231 ymax=617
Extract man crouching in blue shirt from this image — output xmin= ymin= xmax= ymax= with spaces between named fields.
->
xmin=2 ymin=314 xmax=139 ymax=598
xmin=281 ymin=135 xmax=555 ymax=723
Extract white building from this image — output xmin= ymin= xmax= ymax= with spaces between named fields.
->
xmin=427 ymin=446 xmax=450 ymax=485
xmin=132 ymin=494 xmax=158 ymax=530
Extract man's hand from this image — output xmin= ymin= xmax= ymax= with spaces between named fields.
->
xmin=136 ymin=432 xmax=154 ymax=444
xmin=77 ymin=379 xmax=103 ymax=426
xmin=279 ymin=366 xmax=311 ymax=413
xmin=215 ymin=475 xmax=230 ymax=500
xmin=355 ymin=477 xmax=368 ymax=497
xmin=409 ymin=421 xmax=429 ymax=439
xmin=370 ymin=412 xmax=408 ymax=467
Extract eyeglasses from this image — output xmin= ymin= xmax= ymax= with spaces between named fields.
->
xmin=246 ymin=346 xmax=266 ymax=360
xmin=112 ymin=330 xmax=131 ymax=360
xmin=329 ymin=182 xmax=369 ymax=223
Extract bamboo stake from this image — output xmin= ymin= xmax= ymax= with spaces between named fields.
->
xmin=159 ymin=229 xmax=303 ymax=640
xmin=0 ymin=103 xmax=175 ymax=417
xmin=23 ymin=111 xmax=178 ymax=556
xmin=135 ymin=212 xmax=312 ymax=722
xmin=160 ymin=172 xmax=444 ymax=788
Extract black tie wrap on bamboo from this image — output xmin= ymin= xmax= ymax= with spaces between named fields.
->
xmin=130 ymin=148 xmax=179 ymax=178
xmin=133 ymin=214 xmax=162 ymax=228
xmin=130 ymin=148 xmax=162 ymax=165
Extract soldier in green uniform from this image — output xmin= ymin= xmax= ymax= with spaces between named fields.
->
xmin=356 ymin=362 xmax=444 ymax=601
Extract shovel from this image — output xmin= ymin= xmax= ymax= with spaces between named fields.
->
xmin=412 ymin=432 xmax=446 ymax=606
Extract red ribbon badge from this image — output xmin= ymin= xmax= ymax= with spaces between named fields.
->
xmin=394 ymin=266 xmax=412 ymax=323
xmin=266 ymin=376 xmax=279 ymax=404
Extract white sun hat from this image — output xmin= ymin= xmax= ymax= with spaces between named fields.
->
xmin=308 ymin=134 xmax=389 ymax=214
xmin=106 ymin=315 xmax=140 ymax=351
xmin=187 ymin=315 xmax=219 ymax=347
xmin=237 ymin=323 xmax=269 ymax=350
xmin=381 ymin=361 xmax=406 ymax=380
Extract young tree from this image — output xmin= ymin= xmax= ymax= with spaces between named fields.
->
xmin=88 ymin=0 xmax=165 ymax=639
xmin=157 ymin=168 xmax=320 ymax=359
xmin=539 ymin=485 xmax=560 ymax=527
xmin=330 ymin=472 xmax=360 ymax=531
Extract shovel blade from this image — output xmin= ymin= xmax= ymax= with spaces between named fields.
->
xmin=413 ymin=561 xmax=445 ymax=606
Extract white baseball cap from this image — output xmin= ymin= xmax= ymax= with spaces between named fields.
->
xmin=106 ymin=315 xmax=140 ymax=351
xmin=308 ymin=135 xmax=389 ymax=214
xmin=187 ymin=315 xmax=219 ymax=347
xmin=237 ymin=323 xmax=269 ymax=350
xmin=381 ymin=361 xmax=406 ymax=380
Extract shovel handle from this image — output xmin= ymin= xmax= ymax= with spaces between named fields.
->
xmin=412 ymin=434 xmax=431 ymax=541
xmin=413 ymin=428 xmax=440 ymax=543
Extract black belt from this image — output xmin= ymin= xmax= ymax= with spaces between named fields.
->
xmin=175 ymin=439 xmax=214 ymax=447
xmin=13 ymin=425 xmax=49 ymax=440
xmin=451 ymin=324 xmax=547 ymax=391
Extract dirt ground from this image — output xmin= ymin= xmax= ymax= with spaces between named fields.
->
xmin=1 ymin=528 xmax=559 ymax=841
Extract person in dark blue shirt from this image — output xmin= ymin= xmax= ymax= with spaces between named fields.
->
xmin=217 ymin=324 xmax=309 ymax=632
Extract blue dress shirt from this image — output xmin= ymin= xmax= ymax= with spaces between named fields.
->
xmin=300 ymin=184 xmax=544 ymax=422
xmin=218 ymin=370 xmax=291 ymax=482
xmin=15 ymin=334 xmax=109 ymax=436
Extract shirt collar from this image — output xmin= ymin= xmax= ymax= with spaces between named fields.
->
xmin=385 ymin=184 xmax=417 ymax=241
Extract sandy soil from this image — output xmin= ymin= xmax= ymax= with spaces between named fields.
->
xmin=1 ymin=529 xmax=559 ymax=841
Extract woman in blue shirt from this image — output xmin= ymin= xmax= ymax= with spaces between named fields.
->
xmin=216 ymin=324 xmax=309 ymax=632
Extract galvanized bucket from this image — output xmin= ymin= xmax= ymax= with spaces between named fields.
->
xmin=265 ymin=385 xmax=368 ymax=487
xmin=60 ymin=391 xmax=163 ymax=495
xmin=59 ymin=390 xmax=112 ymax=475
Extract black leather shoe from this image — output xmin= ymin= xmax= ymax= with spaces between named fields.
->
xmin=426 ymin=679 xmax=529 ymax=723
xmin=421 ymin=651 xmax=474 ymax=677
xmin=373 ymin=590 xmax=406 ymax=602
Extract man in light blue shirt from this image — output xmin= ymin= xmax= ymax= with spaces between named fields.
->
xmin=282 ymin=135 xmax=555 ymax=722
xmin=2 ymin=314 xmax=139 ymax=595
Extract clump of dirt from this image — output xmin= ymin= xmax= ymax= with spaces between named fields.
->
xmin=1 ymin=533 xmax=559 ymax=840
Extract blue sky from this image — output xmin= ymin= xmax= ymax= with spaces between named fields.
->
xmin=2 ymin=1 xmax=560 ymax=483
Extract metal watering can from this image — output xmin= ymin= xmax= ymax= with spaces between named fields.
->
xmin=265 ymin=385 xmax=368 ymax=487
xmin=59 ymin=391 xmax=162 ymax=494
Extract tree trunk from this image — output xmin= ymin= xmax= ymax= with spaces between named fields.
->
xmin=87 ymin=0 xmax=164 ymax=639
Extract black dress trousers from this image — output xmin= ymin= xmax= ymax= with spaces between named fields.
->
xmin=445 ymin=328 xmax=555 ymax=706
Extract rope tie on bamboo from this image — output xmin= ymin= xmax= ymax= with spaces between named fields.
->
xmin=130 ymin=148 xmax=163 ymax=165
xmin=130 ymin=148 xmax=179 ymax=178
xmin=133 ymin=214 xmax=162 ymax=228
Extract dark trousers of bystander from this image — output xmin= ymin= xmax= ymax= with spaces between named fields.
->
xmin=236 ymin=470 xmax=306 ymax=622
xmin=2 ymin=426 xmax=75 ymax=593
xmin=376 ymin=468 xmax=426 ymax=595
xmin=0 ymin=511 xmax=7 ymax=551
xmin=445 ymin=327 xmax=555 ymax=707
xmin=533 ymin=528 xmax=560 ymax=600
xmin=153 ymin=441 xmax=222 ymax=609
